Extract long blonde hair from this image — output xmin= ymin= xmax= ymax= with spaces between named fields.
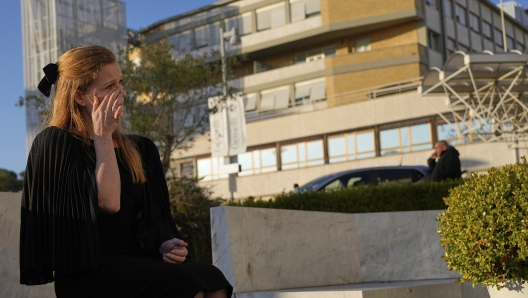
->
xmin=48 ymin=45 xmax=146 ymax=183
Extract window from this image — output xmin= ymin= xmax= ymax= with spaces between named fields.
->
xmin=256 ymin=3 xmax=285 ymax=31
xmin=458 ymin=44 xmax=469 ymax=53
xmin=516 ymin=41 xmax=524 ymax=52
xmin=328 ymin=130 xmax=376 ymax=163
xmin=168 ymin=31 xmax=193 ymax=53
xmin=455 ymin=4 xmax=466 ymax=25
xmin=324 ymin=171 xmax=370 ymax=191
xmin=355 ymin=37 xmax=371 ymax=53
xmin=225 ymin=13 xmax=252 ymax=36
xmin=237 ymin=148 xmax=277 ymax=176
xmin=194 ymin=25 xmax=209 ymax=48
xmin=426 ymin=0 xmax=440 ymax=10
xmin=495 ymin=29 xmax=504 ymax=47
xmin=377 ymin=169 xmax=414 ymax=185
xmin=436 ymin=117 xmax=492 ymax=145
xmin=482 ymin=21 xmax=491 ymax=40
xmin=428 ymin=30 xmax=440 ymax=52
xmin=444 ymin=0 xmax=452 ymax=18
xmin=507 ymin=36 xmax=514 ymax=51
xmin=281 ymin=139 xmax=324 ymax=170
xmin=242 ymin=93 xmax=257 ymax=112
xmin=259 ymin=86 xmax=291 ymax=111
xmin=446 ymin=38 xmax=455 ymax=55
xmin=197 ymin=157 xmax=228 ymax=181
xmin=294 ymin=78 xmax=326 ymax=106
xmin=174 ymin=161 xmax=195 ymax=178
xmin=380 ymin=123 xmax=432 ymax=156
xmin=290 ymin=0 xmax=321 ymax=23
xmin=469 ymin=13 xmax=479 ymax=32
xmin=294 ymin=46 xmax=336 ymax=64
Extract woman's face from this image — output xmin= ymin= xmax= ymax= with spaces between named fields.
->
xmin=76 ymin=62 xmax=126 ymax=115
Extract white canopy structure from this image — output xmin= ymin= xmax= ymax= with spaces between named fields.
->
xmin=419 ymin=50 xmax=528 ymax=148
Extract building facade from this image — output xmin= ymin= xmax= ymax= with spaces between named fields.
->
xmin=21 ymin=0 xmax=127 ymax=150
xmin=139 ymin=0 xmax=528 ymax=199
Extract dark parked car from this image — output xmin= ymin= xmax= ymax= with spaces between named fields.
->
xmin=293 ymin=165 xmax=432 ymax=194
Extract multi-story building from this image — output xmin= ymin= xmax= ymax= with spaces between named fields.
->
xmin=499 ymin=1 xmax=528 ymax=27
xmin=21 ymin=0 xmax=127 ymax=150
xmin=139 ymin=0 xmax=528 ymax=199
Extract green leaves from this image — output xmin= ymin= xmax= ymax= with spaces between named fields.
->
xmin=168 ymin=176 xmax=225 ymax=263
xmin=0 ymin=168 xmax=24 ymax=192
xmin=227 ymin=180 xmax=464 ymax=213
xmin=117 ymin=40 xmax=241 ymax=174
xmin=437 ymin=157 xmax=528 ymax=287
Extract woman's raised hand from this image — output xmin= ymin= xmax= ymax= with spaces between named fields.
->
xmin=92 ymin=87 xmax=125 ymax=137
xmin=160 ymin=238 xmax=189 ymax=264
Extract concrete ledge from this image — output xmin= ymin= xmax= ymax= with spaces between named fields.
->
xmin=0 ymin=192 xmax=55 ymax=298
xmin=211 ymin=207 xmax=461 ymax=293
xmin=233 ymin=279 xmax=489 ymax=298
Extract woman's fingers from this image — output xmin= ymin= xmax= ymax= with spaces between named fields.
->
xmin=92 ymin=92 xmax=100 ymax=110
xmin=113 ymin=105 xmax=123 ymax=120
xmin=163 ymin=251 xmax=186 ymax=264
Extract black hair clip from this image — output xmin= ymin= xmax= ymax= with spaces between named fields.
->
xmin=37 ymin=63 xmax=59 ymax=97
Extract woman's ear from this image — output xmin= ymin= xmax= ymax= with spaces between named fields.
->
xmin=74 ymin=90 xmax=86 ymax=106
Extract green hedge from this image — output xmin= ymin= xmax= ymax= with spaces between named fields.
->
xmin=227 ymin=179 xmax=465 ymax=213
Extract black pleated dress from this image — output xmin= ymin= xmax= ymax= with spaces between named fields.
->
xmin=20 ymin=127 xmax=232 ymax=298
xmin=54 ymin=152 xmax=232 ymax=298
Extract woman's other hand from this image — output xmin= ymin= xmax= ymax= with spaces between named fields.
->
xmin=160 ymin=238 xmax=188 ymax=264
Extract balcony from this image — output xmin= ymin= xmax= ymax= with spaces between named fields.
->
xmin=229 ymin=59 xmax=325 ymax=91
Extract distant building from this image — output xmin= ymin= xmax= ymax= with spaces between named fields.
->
xmin=142 ymin=0 xmax=528 ymax=199
xmin=498 ymin=1 xmax=528 ymax=27
xmin=21 ymin=0 xmax=127 ymax=151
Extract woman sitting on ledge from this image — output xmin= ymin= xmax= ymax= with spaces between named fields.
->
xmin=19 ymin=45 xmax=233 ymax=298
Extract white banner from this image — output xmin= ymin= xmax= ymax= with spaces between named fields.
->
xmin=226 ymin=96 xmax=247 ymax=156
xmin=209 ymin=95 xmax=247 ymax=157
xmin=208 ymin=97 xmax=229 ymax=158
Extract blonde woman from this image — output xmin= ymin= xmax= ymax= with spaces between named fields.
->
xmin=20 ymin=45 xmax=231 ymax=298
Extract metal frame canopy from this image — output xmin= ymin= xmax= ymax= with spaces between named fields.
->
xmin=419 ymin=50 xmax=528 ymax=148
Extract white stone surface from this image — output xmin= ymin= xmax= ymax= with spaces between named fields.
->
xmin=212 ymin=207 xmax=363 ymax=293
xmin=233 ymin=279 xmax=490 ymax=298
xmin=211 ymin=207 xmax=461 ymax=294
xmin=488 ymin=282 xmax=528 ymax=298
xmin=355 ymin=211 xmax=454 ymax=282
xmin=0 ymin=192 xmax=55 ymax=298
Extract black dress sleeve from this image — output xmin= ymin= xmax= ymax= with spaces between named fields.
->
xmin=20 ymin=127 xmax=100 ymax=285
xmin=132 ymin=135 xmax=184 ymax=258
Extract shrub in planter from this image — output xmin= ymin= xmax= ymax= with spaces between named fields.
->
xmin=437 ymin=157 xmax=528 ymax=289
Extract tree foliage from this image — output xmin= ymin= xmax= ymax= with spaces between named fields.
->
xmin=118 ymin=40 xmax=238 ymax=175
xmin=0 ymin=168 xmax=24 ymax=192
xmin=437 ymin=157 xmax=528 ymax=289
xmin=168 ymin=176 xmax=224 ymax=263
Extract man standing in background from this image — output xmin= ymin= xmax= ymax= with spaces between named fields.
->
xmin=427 ymin=140 xmax=462 ymax=182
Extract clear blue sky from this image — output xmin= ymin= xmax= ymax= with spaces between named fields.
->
xmin=0 ymin=0 xmax=526 ymax=175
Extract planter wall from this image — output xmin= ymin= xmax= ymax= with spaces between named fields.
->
xmin=210 ymin=206 xmax=461 ymax=293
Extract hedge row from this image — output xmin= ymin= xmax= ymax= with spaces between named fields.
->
xmin=227 ymin=179 xmax=465 ymax=214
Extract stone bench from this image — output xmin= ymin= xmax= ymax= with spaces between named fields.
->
xmin=0 ymin=192 xmax=55 ymax=298
xmin=210 ymin=206 xmax=489 ymax=298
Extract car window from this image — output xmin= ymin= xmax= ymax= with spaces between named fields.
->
xmin=324 ymin=179 xmax=344 ymax=191
xmin=377 ymin=169 xmax=413 ymax=185
xmin=411 ymin=170 xmax=425 ymax=182
xmin=342 ymin=171 xmax=370 ymax=187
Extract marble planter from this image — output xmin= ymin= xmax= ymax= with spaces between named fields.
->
xmin=488 ymin=282 xmax=528 ymax=298
xmin=210 ymin=206 xmax=460 ymax=293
